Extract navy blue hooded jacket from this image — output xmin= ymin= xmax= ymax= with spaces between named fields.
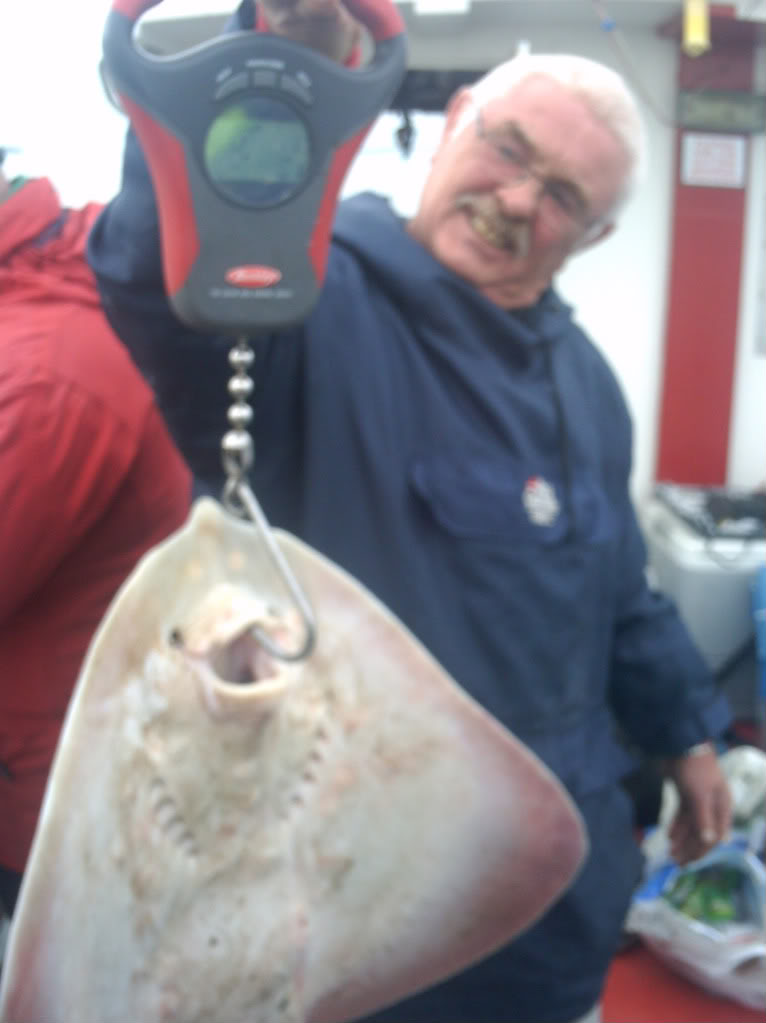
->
xmin=88 ymin=60 xmax=730 ymax=1023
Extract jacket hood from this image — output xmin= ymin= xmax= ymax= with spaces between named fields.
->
xmin=331 ymin=192 xmax=577 ymax=349
xmin=0 ymin=178 xmax=104 ymax=308
xmin=331 ymin=192 xmax=586 ymax=537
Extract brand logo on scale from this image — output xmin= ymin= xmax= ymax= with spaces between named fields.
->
xmin=225 ymin=265 xmax=282 ymax=288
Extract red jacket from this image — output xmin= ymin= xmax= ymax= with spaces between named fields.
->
xmin=0 ymin=179 xmax=192 ymax=872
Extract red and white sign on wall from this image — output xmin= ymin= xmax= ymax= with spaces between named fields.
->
xmin=680 ymin=132 xmax=748 ymax=189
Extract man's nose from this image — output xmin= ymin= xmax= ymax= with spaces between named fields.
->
xmin=495 ymin=174 xmax=544 ymax=216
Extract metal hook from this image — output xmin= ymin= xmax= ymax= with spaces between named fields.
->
xmin=221 ymin=336 xmax=316 ymax=663
xmin=224 ymin=479 xmax=317 ymax=662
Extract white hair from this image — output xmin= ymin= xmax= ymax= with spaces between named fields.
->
xmin=465 ymin=53 xmax=649 ymax=217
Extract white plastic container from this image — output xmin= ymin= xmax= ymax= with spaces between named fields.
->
xmin=641 ymin=499 xmax=766 ymax=673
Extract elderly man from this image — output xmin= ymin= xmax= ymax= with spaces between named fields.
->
xmin=87 ymin=3 xmax=732 ymax=1021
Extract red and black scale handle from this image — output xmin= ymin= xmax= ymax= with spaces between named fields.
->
xmin=103 ymin=0 xmax=407 ymax=333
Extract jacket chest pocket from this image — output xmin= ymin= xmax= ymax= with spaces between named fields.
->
xmin=408 ymin=451 xmax=620 ymax=623
xmin=410 ymin=452 xmax=573 ymax=547
xmin=407 ymin=451 xmax=622 ymax=731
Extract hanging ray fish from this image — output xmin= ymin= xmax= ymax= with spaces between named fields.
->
xmin=0 ymin=498 xmax=586 ymax=1023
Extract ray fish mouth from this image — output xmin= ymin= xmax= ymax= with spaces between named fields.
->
xmin=208 ymin=627 xmax=278 ymax=686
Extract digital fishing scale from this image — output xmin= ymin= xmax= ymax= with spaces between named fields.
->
xmin=101 ymin=0 xmax=407 ymax=662
xmin=102 ymin=0 xmax=407 ymax=333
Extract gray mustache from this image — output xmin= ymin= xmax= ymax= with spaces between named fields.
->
xmin=455 ymin=194 xmax=530 ymax=256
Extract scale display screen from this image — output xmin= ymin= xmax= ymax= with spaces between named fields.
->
xmin=204 ymin=96 xmax=311 ymax=207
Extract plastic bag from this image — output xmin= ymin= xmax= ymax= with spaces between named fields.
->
xmin=626 ymin=746 xmax=766 ymax=1011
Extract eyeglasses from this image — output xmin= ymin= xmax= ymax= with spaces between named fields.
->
xmin=473 ymin=104 xmax=594 ymax=230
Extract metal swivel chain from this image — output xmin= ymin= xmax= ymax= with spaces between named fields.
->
xmin=221 ymin=336 xmax=316 ymax=662
xmin=222 ymin=337 xmax=256 ymax=517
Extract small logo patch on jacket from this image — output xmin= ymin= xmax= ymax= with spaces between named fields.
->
xmin=522 ymin=476 xmax=560 ymax=526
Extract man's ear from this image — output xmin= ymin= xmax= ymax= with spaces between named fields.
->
xmin=441 ymin=87 xmax=474 ymax=145
xmin=574 ymin=220 xmax=615 ymax=252
xmin=425 ymin=88 xmax=473 ymax=171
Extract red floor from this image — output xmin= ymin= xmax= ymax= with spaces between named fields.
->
xmin=603 ymin=946 xmax=764 ymax=1023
